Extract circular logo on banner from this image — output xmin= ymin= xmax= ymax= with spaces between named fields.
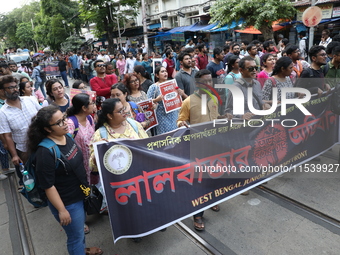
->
xmin=302 ymin=6 xmax=322 ymax=27
xmin=253 ymin=124 xmax=288 ymax=167
xmin=103 ymin=145 xmax=132 ymax=175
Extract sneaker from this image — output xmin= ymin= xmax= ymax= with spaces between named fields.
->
xmin=0 ymin=174 xmax=8 ymax=180
xmin=3 ymin=168 xmax=15 ymax=175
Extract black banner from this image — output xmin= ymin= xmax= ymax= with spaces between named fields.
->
xmin=93 ymin=93 xmax=339 ymax=242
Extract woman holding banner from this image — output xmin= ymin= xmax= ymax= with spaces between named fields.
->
xmin=89 ymin=98 xmax=148 ymax=186
xmin=146 ymin=66 xmax=179 ymax=135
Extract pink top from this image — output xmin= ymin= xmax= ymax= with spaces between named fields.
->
xmin=34 ymin=89 xmax=45 ymax=103
xmin=116 ymin=59 xmax=126 ymax=75
xmin=67 ymin=115 xmax=95 ymax=184
xmin=257 ymin=70 xmax=271 ymax=88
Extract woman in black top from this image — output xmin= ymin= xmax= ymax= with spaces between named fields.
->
xmin=27 ymin=105 xmax=102 ymax=255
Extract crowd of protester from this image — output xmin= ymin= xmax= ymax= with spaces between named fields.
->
xmin=0 ymin=31 xmax=340 ymax=254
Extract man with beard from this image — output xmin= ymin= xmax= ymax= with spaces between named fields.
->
xmin=286 ymin=45 xmax=310 ymax=84
xmin=295 ymin=45 xmax=331 ymax=96
xmin=90 ymin=60 xmax=118 ymax=98
xmin=175 ymin=52 xmax=197 ymax=99
xmin=195 ymin=43 xmax=209 ymax=70
xmin=223 ymin=43 xmax=241 ymax=66
xmin=0 ymin=75 xmax=41 ymax=187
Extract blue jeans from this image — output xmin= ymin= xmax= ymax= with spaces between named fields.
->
xmin=60 ymin=71 xmax=69 ymax=87
xmin=34 ymin=81 xmax=47 ymax=98
xmin=49 ymin=200 xmax=86 ymax=255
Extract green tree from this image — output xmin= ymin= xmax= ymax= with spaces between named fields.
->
xmin=79 ymin=0 xmax=139 ymax=53
xmin=15 ymin=23 xmax=34 ymax=49
xmin=0 ymin=2 xmax=41 ymax=50
xmin=209 ymin=0 xmax=296 ymax=40
xmin=60 ymin=34 xmax=84 ymax=52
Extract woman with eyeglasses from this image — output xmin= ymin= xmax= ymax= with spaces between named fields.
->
xmin=43 ymin=78 xmax=70 ymax=112
xmin=123 ymin=73 xmax=148 ymax=103
xmin=146 ymin=66 xmax=179 ymax=135
xmin=27 ymin=105 xmax=103 ymax=255
xmin=110 ymin=83 xmax=150 ymax=129
xmin=89 ymin=98 xmax=148 ymax=176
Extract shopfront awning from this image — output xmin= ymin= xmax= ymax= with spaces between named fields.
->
xmin=210 ymin=20 xmax=244 ymax=32
xmin=190 ymin=22 xmax=219 ymax=32
xmin=235 ymin=21 xmax=285 ymax=34
xmin=168 ymin=23 xmax=197 ymax=33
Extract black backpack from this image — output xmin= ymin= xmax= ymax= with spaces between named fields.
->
xmin=35 ymin=67 xmax=47 ymax=83
xmin=84 ymin=60 xmax=93 ymax=75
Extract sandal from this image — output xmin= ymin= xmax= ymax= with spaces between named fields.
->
xmin=84 ymin=224 xmax=90 ymax=234
xmin=85 ymin=247 xmax=103 ymax=255
xmin=211 ymin=205 xmax=220 ymax=212
xmin=193 ymin=217 xmax=205 ymax=231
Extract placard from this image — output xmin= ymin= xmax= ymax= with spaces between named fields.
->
xmin=158 ymin=79 xmax=182 ymax=113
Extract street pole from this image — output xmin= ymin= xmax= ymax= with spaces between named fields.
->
xmin=31 ymin=18 xmax=39 ymax=52
xmin=141 ymin=0 xmax=149 ymax=54
xmin=308 ymin=0 xmax=316 ymax=63
xmin=116 ymin=15 xmax=123 ymax=51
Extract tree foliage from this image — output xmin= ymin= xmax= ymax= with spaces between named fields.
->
xmin=210 ymin=0 xmax=296 ymax=40
xmin=60 ymin=34 xmax=84 ymax=52
xmin=78 ymin=0 xmax=140 ymax=53
xmin=15 ymin=23 xmax=35 ymax=48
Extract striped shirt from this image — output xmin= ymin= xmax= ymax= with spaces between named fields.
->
xmin=0 ymin=96 xmax=41 ymax=152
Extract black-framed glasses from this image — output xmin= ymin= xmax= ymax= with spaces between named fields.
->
xmin=317 ymin=53 xmax=327 ymax=57
xmin=113 ymin=106 xmax=126 ymax=115
xmin=129 ymin=79 xmax=139 ymax=84
xmin=4 ymin=85 xmax=19 ymax=90
xmin=49 ymin=115 xmax=67 ymax=127
xmin=246 ymin=66 xmax=257 ymax=72
xmin=96 ymin=64 xmax=106 ymax=68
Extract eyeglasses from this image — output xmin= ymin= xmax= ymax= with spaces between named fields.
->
xmin=129 ymin=79 xmax=139 ymax=84
xmin=49 ymin=115 xmax=67 ymax=127
xmin=246 ymin=66 xmax=257 ymax=72
xmin=113 ymin=106 xmax=126 ymax=115
xmin=96 ymin=64 xmax=106 ymax=68
xmin=4 ymin=85 xmax=19 ymax=90
xmin=317 ymin=53 xmax=327 ymax=57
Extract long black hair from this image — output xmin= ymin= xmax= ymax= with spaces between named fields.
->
xmin=27 ymin=105 xmax=60 ymax=153
xmin=134 ymin=65 xmax=151 ymax=80
xmin=272 ymin=56 xmax=292 ymax=76
xmin=95 ymin=98 xmax=121 ymax=130
xmin=66 ymin=93 xmax=90 ymax=116
xmin=227 ymin=55 xmax=240 ymax=74
xmin=19 ymin=81 xmax=32 ymax=96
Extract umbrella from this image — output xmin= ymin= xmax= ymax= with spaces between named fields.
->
xmin=32 ymin=53 xmax=44 ymax=58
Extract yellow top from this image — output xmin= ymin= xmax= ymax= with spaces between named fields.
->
xmin=89 ymin=120 xmax=148 ymax=172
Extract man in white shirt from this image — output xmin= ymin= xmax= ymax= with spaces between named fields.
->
xmin=124 ymin=52 xmax=136 ymax=74
xmin=298 ymin=31 xmax=308 ymax=60
xmin=0 ymin=75 xmax=41 ymax=185
xmin=97 ymin=49 xmax=110 ymax=62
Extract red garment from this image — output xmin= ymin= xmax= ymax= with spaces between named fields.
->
xmin=90 ymin=74 xmax=118 ymax=98
xmin=163 ymin=58 xmax=175 ymax=77
xmin=196 ymin=53 xmax=208 ymax=70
